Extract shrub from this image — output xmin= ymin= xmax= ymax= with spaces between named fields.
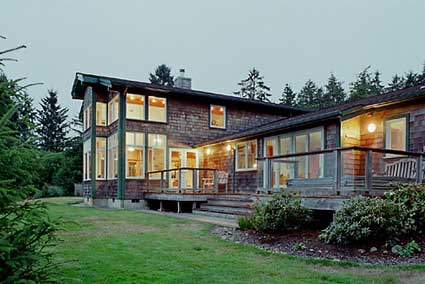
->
xmin=397 ymin=241 xmax=421 ymax=257
xmin=319 ymin=197 xmax=413 ymax=245
xmin=238 ymin=215 xmax=254 ymax=230
xmin=247 ymin=193 xmax=312 ymax=232
xmin=385 ymin=184 xmax=425 ymax=231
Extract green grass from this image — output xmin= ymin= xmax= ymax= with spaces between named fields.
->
xmin=45 ymin=197 xmax=425 ymax=284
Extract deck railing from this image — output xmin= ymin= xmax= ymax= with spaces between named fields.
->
xmin=146 ymin=167 xmax=219 ymax=192
xmin=257 ymin=146 xmax=425 ymax=196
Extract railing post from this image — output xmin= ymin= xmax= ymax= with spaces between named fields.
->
xmin=417 ymin=154 xmax=423 ymax=184
xmin=365 ymin=150 xmax=372 ymax=192
xmin=213 ymin=169 xmax=218 ymax=193
xmin=160 ymin=171 xmax=164 ymax=192
xmin=334 ymin=149 xmax=341 ymax=193
xmin=266 ymin=158 xmax=272 ymax=190
xmin=146 ymin=172 xmax=150 ymax=192
xmin=193 ymin=169 xmax=198 ymax=191
xmin=178 ymin=169 xmax=182 ymax=192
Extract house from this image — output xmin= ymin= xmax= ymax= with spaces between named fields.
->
xmin=71 ymin=71 xmax=425 ymax=216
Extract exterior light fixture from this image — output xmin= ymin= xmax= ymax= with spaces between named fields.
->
xmin=206 ymin=148 xmax=211 ymax=155
xmin=226 ymin=144 xmax=231 ymax=151
xmin=367 ymin=123 xmax=376 ymax=133
xmin=128 ymin=147 xmax=135 ymax=152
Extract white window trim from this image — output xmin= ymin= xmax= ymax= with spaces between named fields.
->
xmin=83 ymin=139 xmax=91 ymax=181
xmin=236 ymin=140 xmax=257 ymax=172
xmin=147 ymin=134 xmax=167 ymax=180
xmin=96 ymin=102 xmax=107 ymax=126
xmin=126 ymin=93 xmax=146 ymax=121
xmin=96 ymin=137 xmax=107 ymax=180
xmin=108 ymin=94 xmax=119 ymax=126
xmin=125 ymin=132 xmax=145 ymax=179
xmin=263 ymin=127 xmax=325 ymax=187
xmin=210 ymin=104 xmax=226 ymax=129
xmin=385 ymin=117 xmax=407 ymax=151
xmin=107 ymin=133 xmax=118 ymax=180
xmin=148 ymin=96 xmax=167 ymax=123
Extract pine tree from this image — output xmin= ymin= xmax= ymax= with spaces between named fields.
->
xmin=149 ymin=64 xmax=174 ymax=86
xmin=404 ymin=71 xmax=419 ymax=88
xmin=386 ymin=74 xmax=405 ymax=92
xmin=279 ymin=84 xmax=296 ymax=106
xmin=323 ymin=73 xmax=346 ymax=107
xmin=36 ymin=90 xmax=69 ymax=152
xmin=16 ymin=92 xmax=37 ymax=142
xmin=371 ymin=70 xmax=384 ymax=95
xmin=297 ymin=79 xmax=322 ymax=109
xmin=234 ymin=68 xmax=271 ymax=102
xmin=348 ymin=66 xmax=375 ymax=101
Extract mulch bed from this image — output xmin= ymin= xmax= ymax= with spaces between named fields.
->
xmin=211 ymin=226 xmax=425 ymax=265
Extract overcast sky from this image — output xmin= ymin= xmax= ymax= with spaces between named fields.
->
xmin=2 ymin=0 xmax=425 ymax=118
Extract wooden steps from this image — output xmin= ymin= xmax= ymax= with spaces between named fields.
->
xmin=192 ymin=194 xmax=255 ymax=220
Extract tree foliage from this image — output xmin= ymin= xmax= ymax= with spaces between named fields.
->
xmin=279 ymin=84 xmax=297 ymax=106
xmin=234 ymin=68 xmax=271 ymax=102
xmin=322 ymin=73 xmax=346 ymax=107
xmin=36 ymin=90 xmax=69 ymax=152
xmin=149 ymin=64 xmax=174 ymax=86
xmin=296 ymin=79 xmax=323 ymax=109
xmin=348 ymin=66 xmax=379 ymax=101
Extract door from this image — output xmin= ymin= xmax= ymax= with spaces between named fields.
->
xmin=169 ymin=149 xmax=198 ymax=189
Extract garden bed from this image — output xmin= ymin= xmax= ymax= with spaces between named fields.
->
xmin=212 ymin=226 xmax=425 ymax=265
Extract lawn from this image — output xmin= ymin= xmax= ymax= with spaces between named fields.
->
xmin=46 ymin=197 xmax=425 ymax=284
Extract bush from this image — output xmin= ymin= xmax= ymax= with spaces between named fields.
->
xmin=385 ymin=184 xmax=425 ymax=231
xmin=319 ymin=197 xmax=414 ymax=245
xmin=238 ymin=215 xmax=254 ymax=230
xmin=242 ymin=193 xmax=312 ymax=232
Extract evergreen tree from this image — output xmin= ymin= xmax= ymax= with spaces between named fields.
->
xmin=16 ymin=92 xmax=37 ymax=142
xmin=386 ymin=74 xmax=405 ymax=92
xmin=149 ymin=64 xmax=174 ymax=86
xmin=279 ymin=84 xmax=296 ymax=106
xmin=403 ymin=71 xmax=418 ymax=88
xmin=36 ymin=90 xmax=69 ymax=152
xmin=297 ymin=79 xmax=323 ymax=109
xmin=348 ymin=66 xmax=376 ymax=101
xmin=371 ymin=70 xmax=384 ymax=95
xmin=323 ymin=73 xmax=346 ymax=107
xmin=234 ymin=68 xmax=271 ymax=102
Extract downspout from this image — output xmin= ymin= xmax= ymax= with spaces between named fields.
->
xmin=117 ymin=88 xmax=127 ymax=208
xmin=90 ymin=87 xmax=97 ymax=203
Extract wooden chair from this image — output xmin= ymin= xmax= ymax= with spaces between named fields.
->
xmin=384 ymin=158 xmax=417 ymax=179
xmin=201 ymin=171 xmax=229 ymax=192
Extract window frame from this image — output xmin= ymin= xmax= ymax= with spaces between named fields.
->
xmin=235 ymin=140 xmax=257 ymax=172
xmin=147 ymin=133 xmax=167 ymax=179
xmin=209 ymin=104 xmax=227 ymax=129
xmin=107 ymin=133 xmax=118 ymax=180
xmin=126 ymin=93 xmax=145 ymax=121
xmin=96 ymin=137 xmax=107 ymax=180
xmin=125 ymin=132 xmax=145 ymax=179
xmin=108 ymin=94 xmax=119 ymax=125
xmin=83 ymin=138 xmax=91 ymax=181
xmin=384 ymin=115 xmax=408 ymax=153
xmin=83 ymin=107 xmax=91 ymax=131
xmin=96 ymin=102 xmax=107 ymax=126
xmin=147 ymin=96 xmax=167 ymax=123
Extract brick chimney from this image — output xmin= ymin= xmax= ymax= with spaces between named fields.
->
xmin=174 ymin=68 xmax=192 ymax=89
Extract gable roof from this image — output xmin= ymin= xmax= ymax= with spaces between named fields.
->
xmin=195 ymin=82 xmax=425 ymax=147
xmin=71 ymin=72 xmax=308 ymax=114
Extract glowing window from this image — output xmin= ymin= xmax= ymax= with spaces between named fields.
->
xmin=210 ymin=105 xmax=226 ymax=129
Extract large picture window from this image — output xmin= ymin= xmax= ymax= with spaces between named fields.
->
xmin=385 ymin=117 xmax=407 ymax=151
xmin=96 ymin=102 xmax=107 ymax=126
xmin=96 ymin=138 xmax=106 ymax=179
xmin=83 ymin=139 xmax=91 ymax=180
xmin=127 ymin=93 xmax=145 ymax=120
xmin=108 ymin=95 xmax=119 ymax=125
xmin=210 ymin=105 xmax=226 ymax=129
xmin=236 ymin=140 xmax=257 ymax=171
xmin=107 ymin=133 xmax=118 ymax=179
xmin=147 ymin=134 xmax=166 ymax=178
xmin=148 ymin=96 xmax=166 ymax=122
xmin=126 ymin=132 xmax=144 ymax=178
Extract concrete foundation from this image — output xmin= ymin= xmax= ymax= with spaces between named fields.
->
xmin=90 ymin=198 xmax=148 ymax=210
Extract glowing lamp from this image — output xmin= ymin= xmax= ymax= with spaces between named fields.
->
xmin=367 ymin=123 xmax=376 ymax=133
xmin=226 ymin=145 xmax=231 ymax=151
xmin=206 ymin=148 xmax=212 ymax=155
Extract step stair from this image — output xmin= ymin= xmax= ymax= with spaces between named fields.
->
xmin=192 ymin=194 xmax=255 ymax=220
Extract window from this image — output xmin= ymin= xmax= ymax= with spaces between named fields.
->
xmin=148 ymin=96 xmax=166 ymax=122
xmin=127 ymin=93 xmax=145 ymax=120
xmin=83 ymin=139 xmax=91 ymax=180
xmin=96 ymin=138 xmax=106 ymax=179
xmin=108 ymin=95 xmax=119 ymax=125
xmin=385 ymin=117 xmax=407 ymax=151
xmin=147 ymin=134 xmax=166 ymax=178
xmin=83 ymin=107 xmax=91 ymax=131
xmin=236 ymin=140 xmax=257 ymax=171
xmin=96 ymin=103 xmax=107 ymax=126
xmin=210 ymin=105 xmax=226 ymax=129
xmin=108 ymin=133 xmax=118 ymax=179
xmin=126 ymin=132 xmax=144 ymax=178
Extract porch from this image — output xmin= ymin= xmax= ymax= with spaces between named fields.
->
xmin=258 ymin=146 xmax=425 ymax=197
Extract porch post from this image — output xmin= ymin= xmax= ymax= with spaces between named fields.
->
xmin=178 ymin=168 xmax=182 ymax=192
xmin=89 ymin=87 xmax=97 ymax=200
xmin=213 ymin=170 xmax=219 ymax=192
xmin=117 ymin=89 xmax=127 ymax=208
xmin=417 ymin=154 xmax=423 ymax=184
xmin=160 ymin=171 xmax=164 ymax=192
xmin=365 ymin=150 xmax=373 ymax=192
xmin=193 ymin=169 xmax=198 ymax=191
xmin=334 ymin=149 xmax=341 ymax=194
